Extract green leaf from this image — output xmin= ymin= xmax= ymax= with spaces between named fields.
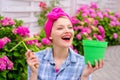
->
xmin=13 ymin=52 xmax=20 ymax=57
xmin=0 ymin=70 xmax=8 ymax=79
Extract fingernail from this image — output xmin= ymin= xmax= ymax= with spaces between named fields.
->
xmin=32 ymin=52 xmax=34 ymax=55
xmin=27 ymin=49 xmax=31 ymax=52
xmin=102 ymin=61 xmax=104 ymax=65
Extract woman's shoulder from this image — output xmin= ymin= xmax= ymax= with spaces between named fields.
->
xmin=34 ymin=47 xmax=52 ymax=59
xmin=69 ymin=48 xmax=85 ymax=61
xmin=74 ymin=52 xmax=85 ymax=62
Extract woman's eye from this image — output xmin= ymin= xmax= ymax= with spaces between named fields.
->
xmin=57 ymin=27 xmax=63 ymax=30
xmin=68 ymin=26 xmax=73 ymax=29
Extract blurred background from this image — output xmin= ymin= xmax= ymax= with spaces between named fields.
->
xmin=0 ymin=0 xmax=120 ymax=80
xmin=0 ymin=0 xmax=120 ymax=35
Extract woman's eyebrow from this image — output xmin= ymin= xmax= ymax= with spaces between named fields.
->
xmin=67 ymin=24 xmax=73 ymax=26
xmin=58 ymin=24 xmax=72 ymax=26
xmin=57 ymin=25 xmax=64 ymax=27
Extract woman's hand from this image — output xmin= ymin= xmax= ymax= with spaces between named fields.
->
xmin=25 ymin=50 xmax=39 ymax=73
xmin=81 ymin=59 xmax=104 ymax=80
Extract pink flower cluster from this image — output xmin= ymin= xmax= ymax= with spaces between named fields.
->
xmin=41 ymin=38 xmax=51 ymax=45
xmin=39 ymin=1 xmax=48 ymax=10
xmin=13 ymin=26 xmax=30 ymax=37
xmin=0 ymin=56 xmax=13 ymax=71
xmin=0 ymin=17 xmax=15 ymax=26
xmin=26 ymin=38 xmax=51 ymax=48
xmin=75 ymin=2 xmax=120 ymax=28
xmin=73 ymin=2 xmax=120 ymax=41
xmin=113 ymin=33 xmax=118 ymax=39
xmin=0 ymin=37 xmax=11 ymax=49
xmin=109 ymin=13 xmax=120 ymax=27
xmin=26 ymin=39 xmax=42 ymax=48
xmin=72 ymin=2 xmax=108 ymax=41
xmin=74 ymin=25 xmax=105 ymax=41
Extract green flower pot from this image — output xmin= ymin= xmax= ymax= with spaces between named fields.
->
xmin=82 ymin=40 xmax=108 ymax=66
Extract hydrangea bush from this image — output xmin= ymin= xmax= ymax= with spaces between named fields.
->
xmin=72 ymin=2 xmax=120 ymax=55
xmin=0 ymin=15 xmax=51 ymax=79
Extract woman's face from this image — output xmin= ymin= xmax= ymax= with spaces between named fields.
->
xmin=50 ymin=17 xmax=74 ymax=48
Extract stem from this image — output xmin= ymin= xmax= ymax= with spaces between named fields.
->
xmin=9 ymin=37 xmax=38 ymax=52
xmin=35 ymin=45 xmax=39 ymax=51
xmin=9 ymin=41 xmax=22 ymax=52
xmin=22 ymin=41 xmax=29 ymax=51
xmin=23 ymin=37 xmax=39 ymax=41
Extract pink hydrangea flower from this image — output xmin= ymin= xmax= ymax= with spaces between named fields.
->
xmin=41 ymin=38 xmax=51 ymax=45
xmin=7 ymin=60 xmax=14 ymax=70
xmin=110 ymin=21 xmax=116 ymax=27
xmin=1 ymin=37 xmax=11 ymax=44
xmin=26 ymin=40 xmax=39 ymax=45
xmin=71 ymin=17 xmax=80 ymax=24
xmin=116 ymin=21 xmax=120 ymax=26
xmin=109 ymin=15 xmax=117 ymax=21
xmin=114 ymin=12 xmax=120 ymax=18
xmin=76 ymin=34 xmax=82 ymax=40
xmin=84 ymin=18 xmax=90 ymax=24
xmin=98 ymin=26 xmax=105 ymax=34
xmin=0 ymin=17 xmax=15 ymax=26
xmin=90 ymin=2 xmax=98 ymax=9
xmin=103 ymin=12 xmax=109 ymax=18
xmin=81 ymin=27 xmax=91 ymax=34
xmin=35 ymin=42 xmax=42 ymax=48
xmin=0 ymin=58 xmax=7 ymax=71
xmin=97 ymin=12 xmax=103 ymax=19
xmin=0 ymin=39 xmax=5 ymax=49
xmin=39 ymin=1 xmax=47 ymax=8
xmin=92 ymin=20 xmax=98 ymax=26
xmin=73 ymin=26 xmax=78 ymax=31
xmin=0 ymin=56 xmax=13 ymax=71
xmin=89 ymin=8 xmax=95 ymax=13
xmin=97 ymin=35 xmax=104 ymax=41
xmin=90 ymin=13 xmax=97 ymax=18
xmin=105 ymin=9 xmax=110 ymax=13
xmin=113 ymin=33 xmax=118 ymax=39
xmin=87 ymin=36 xmax=92 ymax=40
xmin=13 ymin=26 xmax=30 ymax=37
xmin=82 ymin=13 xmax=88 ymax=17
xmin=93 ymin=33 xmax=98 ymax=38
xmin=77 ymin=4 xmax=89 ymax=13
xmin=0 ymin=37 xmax=11 ymax=49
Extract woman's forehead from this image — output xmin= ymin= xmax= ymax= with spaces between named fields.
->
xmin=54 ymin=17 xmax=72 ymax=25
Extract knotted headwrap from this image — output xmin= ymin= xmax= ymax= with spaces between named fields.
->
xmin=44 ymin=7 xmax=73 ymax=39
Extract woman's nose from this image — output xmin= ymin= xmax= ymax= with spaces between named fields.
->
xmin=65 ymin=27 xmax=69 ymax=32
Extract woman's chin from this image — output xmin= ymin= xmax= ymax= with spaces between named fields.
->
xmin=61 ymin=44 xmax=72 ymax=48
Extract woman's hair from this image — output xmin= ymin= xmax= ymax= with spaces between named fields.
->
xmin=44 ymin=7 xmax=73 ymax=40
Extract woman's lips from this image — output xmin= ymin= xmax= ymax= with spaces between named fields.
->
xmin=61 ymin=35 xmax=71 ymax=42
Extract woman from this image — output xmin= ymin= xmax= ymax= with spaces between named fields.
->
xmin=25 ymin=7 xmax=104 ymax=80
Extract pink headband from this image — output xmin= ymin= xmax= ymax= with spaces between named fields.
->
xmin=44 ymin=7 xmax=73 ymax=39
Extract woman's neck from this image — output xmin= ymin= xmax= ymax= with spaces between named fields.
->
xmin=52 ymin=46 xmax=69 ymax=59
xmin=52 ymin=46 xmax=69 ymax=69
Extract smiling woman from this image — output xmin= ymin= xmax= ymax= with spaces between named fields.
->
xmin=25 ymin=7 xmax=104 ymax=80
